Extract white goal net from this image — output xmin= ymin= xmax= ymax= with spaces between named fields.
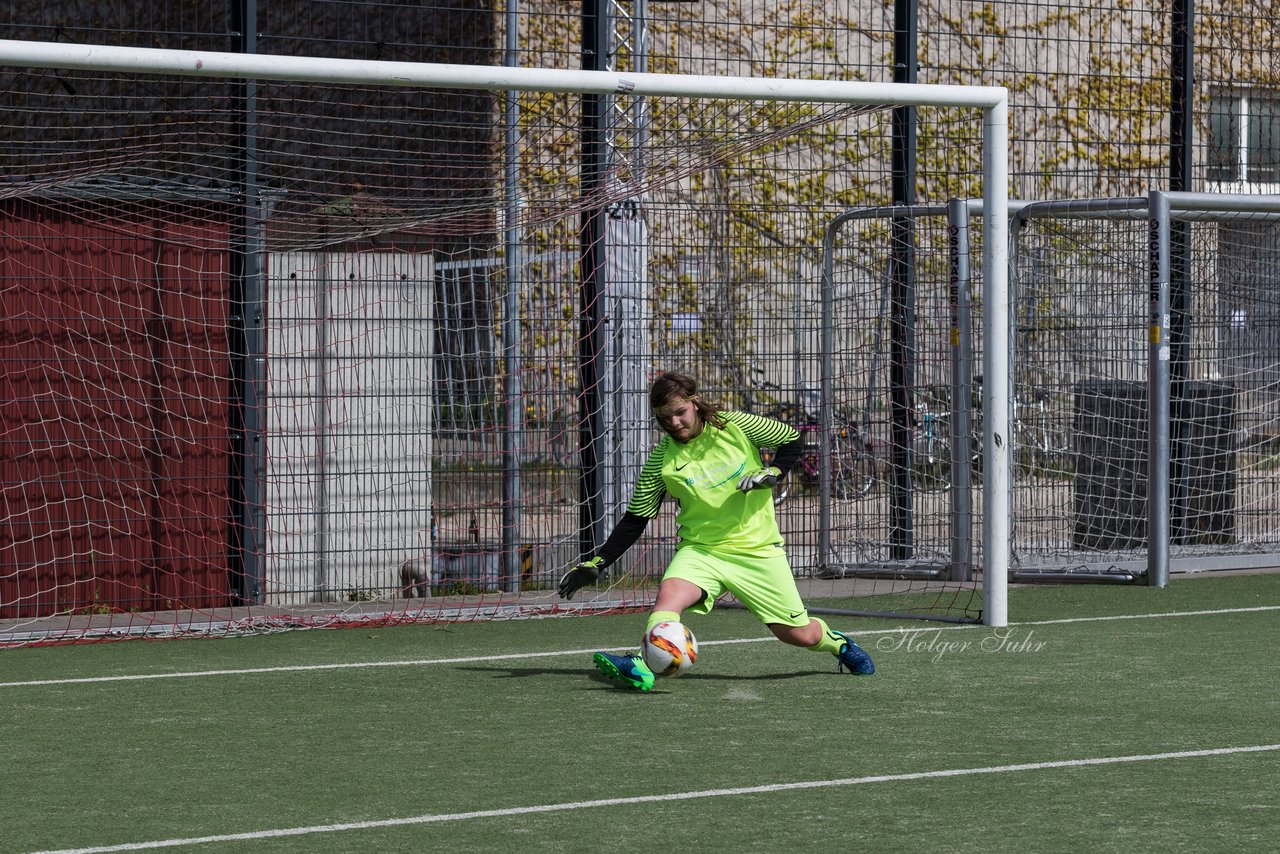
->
xmin=0 ymin=39 xmax=1008 ymax=644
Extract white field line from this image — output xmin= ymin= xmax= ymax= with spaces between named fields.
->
xmin=25 ymin=742 xmax=1280 ymax=854
xmin=3 ymin=603 xmax=1279 ymax=690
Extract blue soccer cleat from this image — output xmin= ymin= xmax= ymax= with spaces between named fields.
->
xmin=833 ymin=631 xmax=875 ymax=675
xmin=593 ymin=651 xmax=656 ymax=691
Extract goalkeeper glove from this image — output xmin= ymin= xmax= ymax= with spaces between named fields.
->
xmin=558 ymin=556 xmax=606 ymax=600
xmin=738 ymin=466 xmax=781 ymax=492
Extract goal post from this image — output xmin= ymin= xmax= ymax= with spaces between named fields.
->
xmin=0 ymin=37 xmax=1009 ymax=643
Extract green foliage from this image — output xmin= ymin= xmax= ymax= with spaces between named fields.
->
xmin=344 ymin=587 xmax=379 ymax=603
xmin=508 ymin=0 xmax=1280 ymax=409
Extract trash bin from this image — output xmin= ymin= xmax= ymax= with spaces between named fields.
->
xmin=1072 ymin=381 xmax=1236 ymax=550
xmin=1172 ymin=383 xmax=1237 ymax=545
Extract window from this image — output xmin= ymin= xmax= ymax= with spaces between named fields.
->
xmin=1207 ymin=91 xmax=1280 ymax=184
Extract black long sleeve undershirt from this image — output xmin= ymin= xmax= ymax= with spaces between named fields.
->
xmin=596 ymin=511 xmax=650 ymax=569
xmin=768 ymin=433 xmax=805 ymax=478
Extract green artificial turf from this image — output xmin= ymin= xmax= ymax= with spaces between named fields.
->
xmin=2 ymin=572 xmax=1278 ymax=853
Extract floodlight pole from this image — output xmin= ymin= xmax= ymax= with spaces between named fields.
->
xmin=581 ymin=0 xmax=651 ymax=562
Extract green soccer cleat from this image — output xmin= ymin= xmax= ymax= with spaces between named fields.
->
xmin=593 ymin=651 xmax=656 ymax=691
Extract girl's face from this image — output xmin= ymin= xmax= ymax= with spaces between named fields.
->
xmin=654 ymin=396 xmax=704 ymax=443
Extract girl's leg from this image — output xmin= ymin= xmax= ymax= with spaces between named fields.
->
xmin=770 ymin=618 xmax=874 ymax=673
xmin=594 ymin=577 xmax=708 ymax=691
xmin=714 ymin=553 xmax=840 ymax=652
xmin=648 ymin=577 xmax=707 ymax=631
xmin=768 ymin=619 xmax=824 ymax=648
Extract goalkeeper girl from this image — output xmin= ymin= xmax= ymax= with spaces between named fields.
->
xmin=558 ymin=370 xmax=874 ymax=691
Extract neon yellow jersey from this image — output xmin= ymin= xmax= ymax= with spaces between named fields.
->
xmin=625 ymin=410 xmax=799 ymax=557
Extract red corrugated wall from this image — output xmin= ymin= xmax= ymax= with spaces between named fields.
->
xmin=0 ymin=203 xmax=233 ymax=618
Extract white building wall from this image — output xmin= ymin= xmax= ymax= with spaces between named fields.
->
xmin=266 ymin=251 xmax=433 ymax=604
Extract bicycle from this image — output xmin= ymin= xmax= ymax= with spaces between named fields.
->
xmin=911 ymin=398 xmax=954 ymax=492
xmin=750 ymin=372 xmax=873 ymax=505
xmin=840 ymin=263 xmax=966 ymax=495
xmin=778 ymin=406 xmax=876 ymax=504
xmin=1012 ymin=390 xmax=1072 ymax=480
xmin=936 ymin=379 xmax=1074 ymax=486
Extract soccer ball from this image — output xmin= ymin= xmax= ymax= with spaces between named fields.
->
xmin=641 ymin=620 xmax=699 ymax=677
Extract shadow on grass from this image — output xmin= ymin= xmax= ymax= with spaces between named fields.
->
xmin=456 ymin=664 xmax=833 ymax=685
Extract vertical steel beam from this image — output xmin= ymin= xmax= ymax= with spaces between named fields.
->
xmin=890 ymin=0 xmax=919 ymax=559
xmin=579 ymin=0 xmax=611 ymax=558
xmin=1169 ymin=0 xmax=1195 ymax=542
xmin=229 ymin=0 xmax=266 ymax=604
xmin=1170 ymin=0 xmax=1195 ymax=194
xmin=502 ymin=0 xmax=524 ymax=591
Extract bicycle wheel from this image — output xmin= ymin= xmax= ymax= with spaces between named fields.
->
xmin=832 ymin=433 xmax=877 ymax=498
xmin=912 ymin=432 xmax=951 ymax=491
xmin=1039 ymin=427 xmax=1072 ymax=480
xmin=1016 ymin=425 xmax=1069 ymax=481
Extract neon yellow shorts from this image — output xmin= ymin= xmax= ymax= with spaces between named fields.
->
xmin=663 ymin=544 xmax=809 ymax=628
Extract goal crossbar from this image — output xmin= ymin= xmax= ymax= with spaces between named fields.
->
xmin=0 ymin=38 xmax=1006 ymax=108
